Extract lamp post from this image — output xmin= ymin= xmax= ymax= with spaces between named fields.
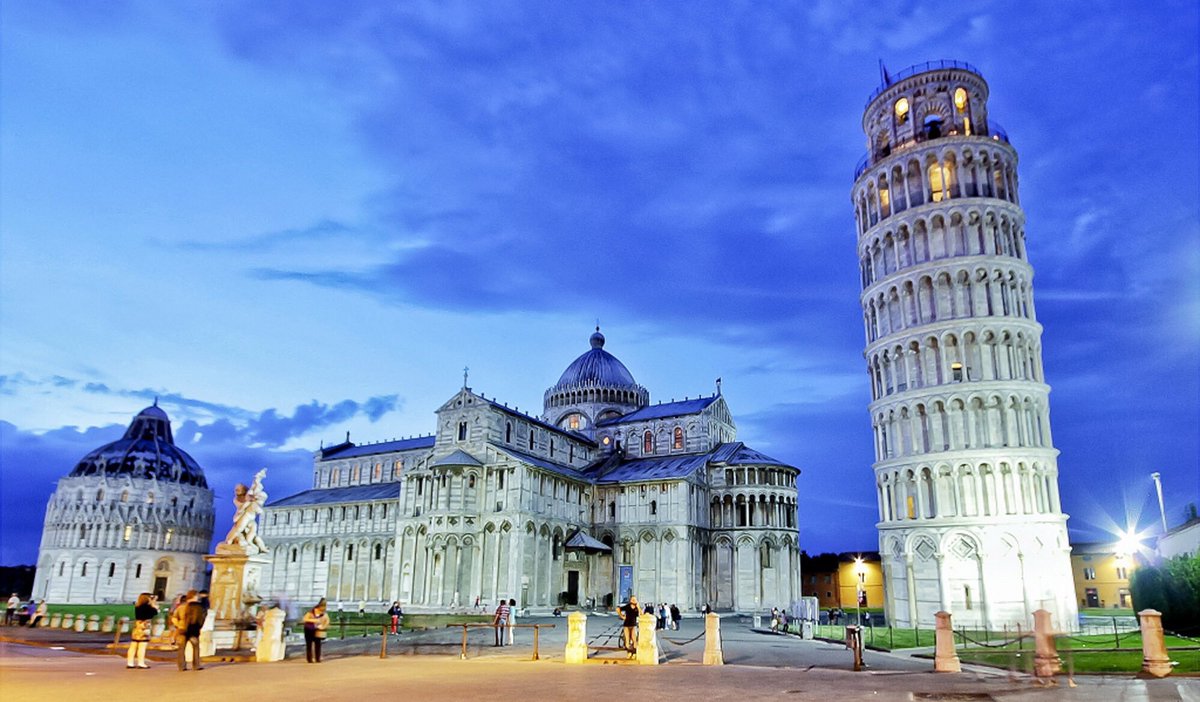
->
xmin=854 ymin=557 xmax=866 ymax=626
xmin=1150 ymin=472 xmax=1168 ymax=534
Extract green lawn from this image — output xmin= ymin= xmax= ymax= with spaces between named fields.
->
xmin=322 ymin=613 xmax=490 ymax=639
xmin=1079 ymin=608 xmax=1135 ymax=617
xmin=40 ymin=604 xmax=138 ymax=620
xmin=958 ymin=646 xmax=1199 ymax=674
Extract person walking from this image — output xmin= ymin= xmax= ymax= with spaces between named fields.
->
xmin=302 ymin=599 xmax=330 ymax=663
xmin=657 ymin=603 xmax=668 ymax=630
xmin=5 ymin=593 xmax=19 ymax=626
xmin=492 ymin=599 xmax=510 ymax=646
xmin=617 ymin=596 xmax=639 ymax=657
xmin=387 ymin=601 xmax=403 ymax=634
xmin=127 ymin=593 xmax=158 ymax=669
xmin=506 ymin=598 xmax=517 ymax=645
xmin=174 ymin=590 xmax=205 ymax=671
xmin=670 ymin=604 xmax=681 ymax=630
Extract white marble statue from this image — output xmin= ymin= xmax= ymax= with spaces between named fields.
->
xmin=223 ymin=469 xmax=269 ymax=554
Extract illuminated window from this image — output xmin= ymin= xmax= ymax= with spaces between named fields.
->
xmin=374 ymin=463 xmax=382 ymax=480
xmin=1116 ymin=567 xmax=1128 ymax=580
xmin=928 ymin=162 xmax=952 ymax=202
xmin=165 ymin=528 xmax=174 ymax=545
xmin=954 ymin=87 xmax=968 ymax=112
xmin=123 ymin=525 xmax=133 ymax=542
xmin=602 ymin=435 xmax=611 ymax=447
xmin=643 ymin=431 xmax=654 ymax=454
xmin=673 ymin=427 xmax=684 ymax=450
xmin=894 ymin=97 xmax=910 ymax=124
xmin=906 ymin=495 xmax=916 ymax=519
xmin=1083 ymin=567 xmax=1096 ymax=580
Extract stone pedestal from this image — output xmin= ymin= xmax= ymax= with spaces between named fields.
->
xmin=48 ymin=614 xmax=61 ymax=628
xmin=61 ymin=614 xmax=74 ymax=629
xmin=1033 ymin=609 xmax=1061 ymax=679
xmin=86 ymin=615 xmax=100 ymax=631
xmin=703 ymin=613 xmax=724 ymax=665
xmin=200 ymin=610 xmax=217 ymax=657
xmin=205 ymin=550 xmax=271 ymax=650
xmin=933 ymin=611 xmax=961 ymax=673
xmin=255 ymin=608 xmax=286 ymax=663
xmin=1138 ymin=609 xmax=1172 ymax=678
xmin=636 ymin=613 xmax=659 ymax=665
xmin=564 ymin=612 xmax=588 ymax=664
xmin=74 ymin=617 xmax=86 ymax=633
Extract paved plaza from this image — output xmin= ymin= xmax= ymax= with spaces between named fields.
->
xmin=1 ymin=616 xmax=1197 ymax=701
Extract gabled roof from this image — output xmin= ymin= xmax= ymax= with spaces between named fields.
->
xmin=588 ymin=452 xmax=711 ymax=483
xmin=267 ymin=482 xmax=402 ymax=508
xmin=495 ymin=446 xmax=585 ymax=481
xmin=478 ymin=396 xmax=596 ymax=446
xmin=565 ymin=529 xmax=612 ymax=553
xmin=319 ymin=435 xmax=435 ymax=460
xmin=597 ymin=396 xmax=718 ymax=426
xmin=432 ymin=449 xmax=483 ymax=467
xmin=711 ymin=443 xmax=791 ymax=469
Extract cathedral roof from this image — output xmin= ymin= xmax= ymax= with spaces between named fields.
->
xmin=595 ymin=395 xmax=718 ymax=426
xmin=551 ymin=329 xmax=639 ymax=390
xmin=319 ymin=435 xmax=435 ymax=460
xmin=267 ymin=482 xmax=402 ymax=507
xmin=67 ymin=403 xmax=208 ymax=487
xmin=432 ymin=449 xmax=483 ymax=467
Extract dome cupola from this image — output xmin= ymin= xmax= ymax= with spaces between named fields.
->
xmin=542 ymin=328 xmax=649 ymax=435
xmin=67 ymin=402 xmax=207 ymax=487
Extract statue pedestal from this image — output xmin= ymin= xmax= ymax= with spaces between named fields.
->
xmin=564 ymin=612 xmax=588 ymax=664
xmin=204 ymin=550 xmax=271 ymax=650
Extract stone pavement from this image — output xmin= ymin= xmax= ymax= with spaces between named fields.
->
xmin=2 ymin=617 xmax=1197 ymax=701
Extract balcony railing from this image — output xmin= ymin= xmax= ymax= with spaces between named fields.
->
xmin=852 ymin=121 xmax=1012 ymax=181
xmin=865 ymin=59 xmax=982 ymax=108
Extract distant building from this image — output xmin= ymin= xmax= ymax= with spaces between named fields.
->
xmin=32 ymin=404 xmax=214 ymax=603
xmin=853 ymin=61 xmax=1077 ymax=629
xmin=801 ymin=552 xmax=885 ymax=610
xmin=1070 ymin=542 xmax=1135 ymax=610
xmin=261 ymin=329 xmax=801 ymax=612
xmin=1157 ymin=517 xmax=1200 ymax=560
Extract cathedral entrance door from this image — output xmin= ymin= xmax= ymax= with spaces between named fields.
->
xmin=566 ymin=571 xmax=580 ymax=605
xmin=153 ymin=577 xmax=168 ymax=601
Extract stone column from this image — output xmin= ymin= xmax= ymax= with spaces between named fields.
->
xmin=703 ymin=612 xmax=724 ymax=665
xmin=1138 ymin=609 xmax=1172 ymax=678
xmin=636 ymin=613 xmax=659 ymax=665
xmin=1032 ymin=608 xmax=1061 ymax=679
xmin=564 ymin=612 xmax=588 ymax=665
xmin=255 ymin=608 xmax=286 ymax=662
xmin=933 ymin=610 xmax=960 ymax=672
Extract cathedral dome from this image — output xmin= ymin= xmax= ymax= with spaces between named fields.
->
xmin=67 ymin=403 xmax=207 ymax=487
xmin=552 ymin=329 xmax=638 ymax=390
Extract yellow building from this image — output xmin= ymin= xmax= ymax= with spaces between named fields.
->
xmin=801 ymin=552 xmax=885 ymax=609
xmin=1071 ymin=542 xmax=1135 ymax=610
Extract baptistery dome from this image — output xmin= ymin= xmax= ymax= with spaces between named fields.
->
xmin=543 ymin=328 xmax=649 ymax=438
xmin=32 ymin=403 xmax=214 ymax=603
xmin=68 ymin=403 xmax=207 ymax=487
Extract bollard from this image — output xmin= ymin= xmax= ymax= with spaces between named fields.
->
xmin=532 ymin=624 xmax=541 ymax=661
xmin=118 ymin=616 xmax=130 ymax=634
xmin=61 ymin=614 xmax=74 ymax=629
xmin=87 ymin=615 xmax=100 ymax=632
xmin=380 ymin=624 xmax=388 ymax=658
xmin=564 ymin=612 xmax=588 ymax=664
xmin=846 ymin=625 xmax=865 ymax=671
xmin=703 ymin=612 xmax=724 ymax=665
xmin=1032 ymin=609 xmax=1061 ymax=681
xmin=113 ymin=626 xmax=123 ymax=648
xmin=636 ymin=613 xmax=659 ymax=665
xmin=933 ymin=611 xmax=960 ymax=673
xmin=74 ymin=616 xmax=86 ymax=632
xmin=199 ymin=610 xmax=216 ymax=657
xmin=49 ymin=613 xmax=62 ymax=628
xmin=1137 ymin=609 xmax=1172 ymax=678
xmin=255 ymin=608 xmax=286 ymax=662
xmin=460 ymin=625 xmax=469 ymax=660
xmin=101 ymin=615 xmax=115 ymax=633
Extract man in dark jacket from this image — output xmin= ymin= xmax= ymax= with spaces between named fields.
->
xmin=175 ymin=590 xmax=206 ymax=671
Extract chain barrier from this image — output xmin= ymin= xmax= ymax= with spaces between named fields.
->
xmin=658 ymin=629 xmax=707 ymax=647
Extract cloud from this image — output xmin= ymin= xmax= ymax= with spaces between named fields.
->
xmin=175 ymin=219 xmax=355 ymax=252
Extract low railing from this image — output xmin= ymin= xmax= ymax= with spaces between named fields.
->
xmin=853 ymin=121 xmax=1013 ymax=181
xmin=866 ymin=59 xmax=982 ymax=107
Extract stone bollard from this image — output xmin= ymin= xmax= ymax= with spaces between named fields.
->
xmin=256 ymin=608 xmax=287 ymax=662
xmin=101 ymin=615 xmax=115 ymax=633
xmin=564 ymin=612 xmax=588 ymax=664
xmin=151 ymin=618 xmax=165 ymax=638
xmin=933 ymin=611 xmax=961 ymax=673
xmin=86 ymin=615 xmax=100 ymax=632
xmin=636 ymin=613 xmax=659 ymax=665
xmin=199 ymin=610 xmax=216 ymax=657
xmin=61 ymin=614 xmax=74 ymax=629
xmin=74 ymin=616 xmax=87 ymax=632
xmin=118 ymin=617 xmax=130 ymax=634
xmin=49 ymin=614 xmax=62 ymax=628
xmin=1137 ymin=609 xmax=1172 ymax=678
xmin=703 ymin=612 xmax=724 ymax=665
xmin=1032 ymin=609 xmax=1061 ymax=680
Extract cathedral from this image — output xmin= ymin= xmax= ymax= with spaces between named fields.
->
xmin=32 ymin=403 xmax=215 ymax=603
xmin=261 ymin=329 xmax=801 ymax=612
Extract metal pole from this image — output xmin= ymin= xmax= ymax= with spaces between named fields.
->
xmin=532 ymin=625 xmax=540 ymax=661
xmin=460 ymin=625 xmax=468 ymax=660
xmin=1113 ymin=617 xmax=1119 ymax=649
xmin=1151 ymin=472 xmax=1168 ymax=534
xmin=380 ymin=624 xmax=388 ymax=658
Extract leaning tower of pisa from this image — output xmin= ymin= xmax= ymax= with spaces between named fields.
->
xmin=852 ymin=61 xmax=1077 ymax=630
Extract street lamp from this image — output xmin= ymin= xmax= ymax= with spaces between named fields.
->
xmin=854 ymin=557 xmax=866 ymax=626
xmin=1150 ymin=472 xmax=1168 ymax=534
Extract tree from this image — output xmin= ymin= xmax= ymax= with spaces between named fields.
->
xmin=1130 ymin=553 xmax=1200 ymax=634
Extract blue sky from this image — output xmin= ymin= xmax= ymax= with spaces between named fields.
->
xmin=1 ymin=1 xmax=1197 ymax=565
